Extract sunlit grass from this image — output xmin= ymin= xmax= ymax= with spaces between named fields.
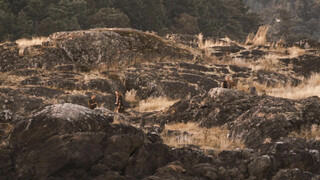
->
xmin=16 ymin=37 xmax=48 ymax=56
xmin=161 ymin=122 xmax=245 ymax=152
xmin=289 ymin=124 xmax=320 ymax=141
xmin=267 ymin=73 xmax=320 ymax=99
xmin=137 ymin=96 xmax=178 ymax=112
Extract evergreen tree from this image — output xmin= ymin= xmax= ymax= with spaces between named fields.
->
xmin=171 ymin=13 xmax=199 ymax=34
xmin=0 ymin=0 xmax=262 ymax=42
xmin=87 ymin=8 xmax=130 ymax=28
xmin=39 ymin=0 xmax=86 ymax=35
xmin=0 ymin=0 xmax=16 ymax=41
xmin=244 ymin=0 xmax=320 ymax=42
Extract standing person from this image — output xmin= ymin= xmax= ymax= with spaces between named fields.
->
xmin=115 ymin=90 xmax=125 ymax=113
xmin=88 ymin=95 xmax=98 ymax=109
xmin=221 ymin=75 xmax=232 ymax=89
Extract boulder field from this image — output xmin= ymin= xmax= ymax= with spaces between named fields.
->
xmin=1 ymin=28 xmax=320 ymax=179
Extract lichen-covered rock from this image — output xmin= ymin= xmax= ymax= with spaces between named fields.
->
xmin=0 ymin=109 xmax=13 ymax=123
xmin=1 ymin=28 xmax=320 ymax=179
xmin=208 ymin=88 xmax=245 ymax=102
xmin=272 ymin=169 xmax=314 ymax=180
xmin=6 ymin=104 xmax=147 ymax=179
xmin=10 ymin=103 xmax=112 ymax=149
xmin=248 ymin=155 xmax=277 ymax=178
xmin=125 ymin=143 xmax=173 ymax=178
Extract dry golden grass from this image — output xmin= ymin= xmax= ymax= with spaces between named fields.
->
xmin=273 ymin=45 xmax=306 ymax=58
xmin=289 ymin=124 xmax=320 ymax=141
xmin=16 ymin=37 xmax=48 ymax=56
xmin=197 ymin=33 xmax=232 ymax=49
xmin=0 ymin=72 xmax=8 ymax=82
xmin=83 ymin=73 xmax=103 ymax=83
xmin=245 ymin=25 xmax=270 ymax=46
xmin=237 ymin=80 xmax=270 ymax=95
xmin=237 ymin=73 xmax=320 ymax=99
xmin=137 ymin=96 xmax=178 ymax=112
xmin=226 ymin=52 xmax=284 ymax=73
xmin=267 ymin=73 xmax=320 ymax=99
xmin=0 ymin=72 xmax=26 ymax=86
xmin=287 ymin=46 xmax=306 ymax=58
xmin=197 ymin=33 xmax=235 ymax=58
xmin=263 ymin=137 xmax=272 ymax=144
xmin=112 ymin=115 xmax=122 ymax=124
xmin=161 ymin=122 xmax=245 ymax=152
xmin=125 ymin=89 xmax=140 ymax=108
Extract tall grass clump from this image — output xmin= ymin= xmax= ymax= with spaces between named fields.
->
xmin=289 ymin=124 xmax=320 ymax=141
xmin=245 ymin=25 xmax=269 ymax=46
xmin=16 ymin=37 xmax=48 ymax=56
xmin=197 ymin=33 xmax=230 ymax=49
xmin=125 ymin=89 xmax=139 ymax=108
xmin=137 ymin=96 xmax=178 ymax=112
xmin=161 ymin=123 xmax=245 ymax=152
xmin=267 ymin=73 xmax=320 ymax=99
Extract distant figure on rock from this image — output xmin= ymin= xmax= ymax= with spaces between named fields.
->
xmin=115 ymin=90 xmax=125 ymax=113
xmin=221 ymin=75 xmax=233 ymax=89
xmin=88 ymin=95 xmax=98 ymax=109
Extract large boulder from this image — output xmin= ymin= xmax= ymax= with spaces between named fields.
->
xmin=248 ymin=155 xmax=277 ymax=178
xmin=272 ymin=169 xmax=314 ymax=180
xmin=10 ymin=103 xmax=112 ymax=149
xmin=208 ymin=88 xmax=245 ymax=102
xmin=125 ymin=143 xmax=173 ymax=178
xmin=6 ymin=103 xmax=153 ymax=179
xmin=49 ymin=28 xmax=193 ymax=67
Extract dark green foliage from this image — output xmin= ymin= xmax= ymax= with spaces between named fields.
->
xmin=0 ymin=0 xmax=260 ymax=42
xmin=87 ymin=8 xmax=130 ymax=28
xmin=171 ymin=13 xmax=200 ymax=35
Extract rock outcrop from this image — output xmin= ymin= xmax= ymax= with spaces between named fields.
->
xmin=149 ymin=88 xmax=320 ymax=148
xmin=1 ymin=28 xmax=320 ymax=179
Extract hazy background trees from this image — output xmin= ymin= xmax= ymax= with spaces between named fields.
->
xmin=2 ymin=0 xmax=318 ymax=44
xmin=244 ymin=0 xmax=320 ymax=43
xmin=0 ymin=0 xmax=262 ymax=42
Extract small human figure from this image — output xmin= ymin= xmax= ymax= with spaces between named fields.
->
xmin=88 ymin=95 xmax=98 ymax=109
xmin=221 ymin=75 xmax=232 ymax=89
xmin=115 ymin=90 xmax=125 ymax=113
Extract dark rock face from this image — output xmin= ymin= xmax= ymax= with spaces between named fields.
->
xmin=146 ymin=88 xmax=320 ymax=150
xmin=10 ymin=104 xmax=112 ymax=149
xmin=272 ymin=169 xmax=314 ymax=180
xmin=125 ymin=143 xmax=172 ymax=178
xmin=0 ymin=91 xmax=44 ymax=117
xmin=280 ymin=54 xmax=320 ymax=77
xmin=5 ymin=104 xmax=139 ymax=179
xmin=1 ymin=28 xmax=320 ymax=179
xmin=248 ymin=155 xmax=277 ymax=178
xmin=0 ymin=147 xmax=14 ymax=178
xmin=1 ymin=96 xmax=320 ymax=179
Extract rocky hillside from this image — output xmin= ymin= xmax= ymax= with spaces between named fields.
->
xmin=1 ymin=28 xmax=320 ymax=179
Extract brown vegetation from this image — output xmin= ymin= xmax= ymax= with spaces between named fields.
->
xmin=289 ymin=124 xmax=320 ymax=141
xmin=16 ymin=37 xmax=48 ymax=56
xmin=137 ymin=97 xmax=178 ymax=112
xmin=161 ymin=123 xmax=245 ymax=152
xmin=267 ymin=73 xmax=320 ymax=99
